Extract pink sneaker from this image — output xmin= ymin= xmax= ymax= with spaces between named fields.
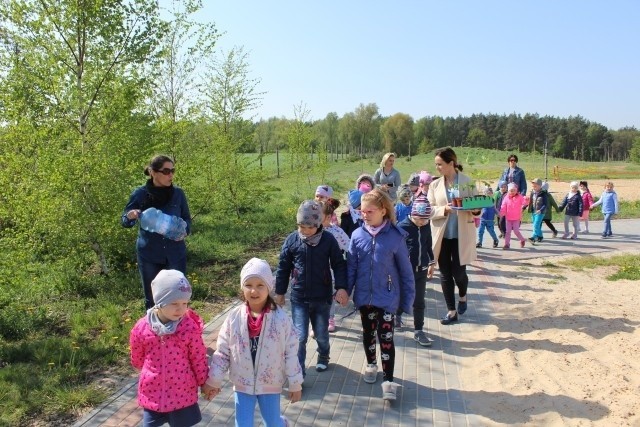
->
xmin=328 ymin=317 xmax=336 ymax=332
xmin=520 ymin=240 xmax=525 ymax=248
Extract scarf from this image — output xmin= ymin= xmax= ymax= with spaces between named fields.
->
xmin=147 ymin=307 xmax=183 ymax=336
xmin=143 ymin=179 xmax=175 ymax=209
xmin=364 ymin=219 xmax=388 ymax=236
xmin=247 ymin=304 xmax=270 ymax=338
xmin=299 ymin=226 xmax=323 ymax=246
xmin=349 ymin=206 xmax=361 ymax=224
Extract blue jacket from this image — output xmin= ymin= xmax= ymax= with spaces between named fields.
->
xmin=591 ymin=190 xmax=619 ymax=214
xmin=480 ymin=206 xmax=497 ymax=221
xmin=498 ymin=166 xmax=527 ymax=195
xmin=558 ymin=192 xmax=583 ymax=217
xmin=394 ymin=202 xmax=412 ymax=224
xmin=122 ymin=185 xmax=191 ymax=264
xmin=347 ymin=221 xmax=415 ymax=314
xmin=275 ymin=229 xmax=347 ymax=303
xmin=397 ymin=217 xmax=436 ymax=269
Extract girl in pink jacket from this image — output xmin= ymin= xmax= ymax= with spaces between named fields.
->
xmin=499 ymin=183 xmax=528 ymax=249
xmin=129 ymin=270 xmax=209 ymax=427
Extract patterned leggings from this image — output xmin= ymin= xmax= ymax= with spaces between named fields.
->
xmin=359 ymin=305 xmax=395 ymax=382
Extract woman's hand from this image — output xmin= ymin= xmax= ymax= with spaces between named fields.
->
xmin=274 ymin=294 xmax=286 ymax=307
xmin=335 ymin=289 xmax=349 ymax=306
xmin=444 ymin=203 xmax=452 ymax=214
xmin=126 ymin=209 xmax=141 ymax=220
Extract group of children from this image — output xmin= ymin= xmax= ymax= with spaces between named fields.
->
xmin=129 ymin=171 xmax=439 ymax=426
xmin=477 ymin=179 xmax=620 ymax=249
xmin=129 ymin=174 xmax=621 ymax=426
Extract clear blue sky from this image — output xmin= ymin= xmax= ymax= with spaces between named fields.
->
xmin=199 ymin=1 xmax=639 ymax=129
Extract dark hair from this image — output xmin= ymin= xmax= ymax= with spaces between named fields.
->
xmin=239 ymin=292 xmax=278 ymax=310
xmin=321 ymin=199 xmax=341 ymax=216
xmin=579 ymin=181 xmax=589 ymax=189
xmin=508 ymin=154 xmax=518 ymax=163
xmin=144 ymin=155 xmax=174 ymax=176
xmin=435 ymin=147 xmax=463 ymax=172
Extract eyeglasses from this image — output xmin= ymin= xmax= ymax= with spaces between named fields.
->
xmin=156 ymin=168 xmax=175 ymax=175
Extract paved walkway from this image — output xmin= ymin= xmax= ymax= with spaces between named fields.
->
xmin=74 ymin=219 xmax=640 ymax=426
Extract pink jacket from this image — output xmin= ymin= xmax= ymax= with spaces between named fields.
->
xmin=581 ymin=191 xmax=594 ymax=210
xmin=130 ymin=309 xmax=209 ymax=413
xmin=500 ymin=193 xmax=527 ymax=221
xmin=207 ymin=304 xmax=303 ymax=395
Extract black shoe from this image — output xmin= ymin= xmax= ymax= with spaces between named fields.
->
xmin=440 ymin=313 xmax=458 ymax=325
xmin=493 ymin=240 xmax=499 ymax=248
xmin=476 ymin=242 xmax=482 ymax=248
xmin=536 ymin=237 xmax=543 ymax=242
xmin=528 ymin=237 xmax=536 ymax=243
xmin=457 ymin=300 xmax=467 ymax=315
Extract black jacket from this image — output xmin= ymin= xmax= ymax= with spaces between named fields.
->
xmin=397 ymin=217 xmax=436 ymax=269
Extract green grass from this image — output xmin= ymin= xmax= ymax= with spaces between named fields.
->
xmin=2 ymin=147 xmax=640 ymax=425
xmin=559 ymin=254 xmax=640 ymax=280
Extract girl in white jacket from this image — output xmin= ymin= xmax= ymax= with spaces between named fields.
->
xmin=203 ymin=258 xmax=303 ymax=427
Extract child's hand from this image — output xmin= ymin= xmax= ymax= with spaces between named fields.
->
xmin=201 ymin=384 xmax=220 ymax=400
xmin=289 ymin=390 xmax=302 ymax=403
xmin=335 ymin=289 xmax=349 ymax=306
xmin=427 ymin=265 xmax=435 ymax=279
xmin=274 ymin=294 xmax=286 ymax=307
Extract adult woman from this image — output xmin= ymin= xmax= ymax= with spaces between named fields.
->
xmin=497 ymin=154 xmax=527 ymax=196
xmin=427 ymin=147 xmax=480 ymax=325
xmin=373 ymin=152 xmax=402 ymax=201
xmin=122 ymin=155 xmax=191 ymax=309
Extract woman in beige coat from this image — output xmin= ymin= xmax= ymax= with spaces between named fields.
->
xmin=427 ymin=148 xmax=480 ymax=325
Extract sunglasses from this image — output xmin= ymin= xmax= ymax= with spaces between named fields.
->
xmin=156 ymin=168 xmax=175 ymax=175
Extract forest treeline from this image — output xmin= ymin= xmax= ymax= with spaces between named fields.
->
xmin=1 ymin=0 xmax=639 ymax=280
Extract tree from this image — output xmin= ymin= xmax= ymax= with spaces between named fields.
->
xmin=286 ymin=102 xmax=315 ymax=188
xmin=352 ymin=103 xmax=381 ymax=168
xmin=629 ymin=136 xmax=640 ymax=164
xmin=381 ymin=113 xmax=414 ymax=156
xmin=0 ymin=0 xmax=167 ymax=274
xmin=315 ymin=112 xmax=339 ymax=161
xmin=466 ymin=127 xmax=489 ymax=148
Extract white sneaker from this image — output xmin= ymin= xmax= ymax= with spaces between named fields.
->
xmin=363 ymin=363 xmax=378 ymax=384
xmin=309 ymin=325 xmax=314 ymax=338
xmin=281 ymin=415 xmax=290 ymax=427
xmin=381 ymin=380 xmax=401 ymax=400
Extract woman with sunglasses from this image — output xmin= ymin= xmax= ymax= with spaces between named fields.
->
xmin=497 ymin=154 xmax=527 ymax=196
xmin=122 ymin=155 xmax=192 ymax=309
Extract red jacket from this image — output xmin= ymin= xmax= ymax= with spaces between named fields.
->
xmin=130 ymin=309 xmax=209 ymax=412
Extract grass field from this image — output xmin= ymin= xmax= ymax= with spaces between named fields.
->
xmin=2 ymin=148 xmax=640 ymax=425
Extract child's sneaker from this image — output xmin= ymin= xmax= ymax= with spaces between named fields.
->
xmin=561 ymin=233 xmax=569 ymax=239
xmin=316 ymin=358 xmax=329 ymax=372
xmin=476 ymin=242 xmax=482 ymax=248
xmin=328 ymin=317 xmax=336 ymax=332
xmin=528 ymin=237 xmax=536 ymax=243
xmin=413 ymin=330 xmax=433 ymax=347
xmin=552 ymin=231 xmax=558 ymax=238
xmin=363 ymin=363 xmax=378 ymax=384
xmin=570 ymin=234 xmax=578 ymax=240
xmin=381 ymin=381 xmax=401 ymax=400
xmin=281 ymin=415 xmax=290 ymax=427
xmin=493 ymin=239 xmax=499 ymax=248
xmin=520 ymin=240 xmax=526 ymax=248
xmin=536 ymin=237 xmax=543 ymax=243
xmin=502 ymin=245 xmax=510 ymax=250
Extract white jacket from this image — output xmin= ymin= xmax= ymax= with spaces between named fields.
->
xmin=207 ymin=304 xmax=303 ymax=394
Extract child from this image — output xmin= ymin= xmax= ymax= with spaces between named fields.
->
xmin=541 ymin=181 xmax=559 ymax=237
xmin=397 ymin=194 xmax=436 ymax=347
xmin=499 ymin=183 xmax=528 ymax=249
xmin=527 ymin=178 xmax=548 ymax=243
xmin=335 ymin=189 xmax=415 ymax=401
xmin=356 ymin=173 xmax=376 ymax=194
xmin=579 ymin=181 xmax=594 ymax=233
xmin=394 ymin=185 xmax=413 ymax=223
xmin=321 ymin=199 xmax=350 ymax=333
xmin=340 ymin=189 xmax=363 ymax=238
xmin=557 ymin=181 xmax=583 ymax=239
xmin=315 ymin=184 xmax=338 ymax=226
xmin=203 ymin=258 xmax=302 ymax=427
xmin=590 ymin=181 xmax=619 ymax=238
xmin=477 ymin=187 xmax=499 ymax=248
xmin=495 ymin=181 xmax=508 ymax=238
xmin=407 ymin=173 xmax=420 ymax=194
xmin=275 ymin=200 xmax=347 ymax=376
xmin=129 ymin=270 xmax=209 ymax=427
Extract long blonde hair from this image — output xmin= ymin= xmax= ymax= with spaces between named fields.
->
xmin=379 ymin=152 xmax=396 ymax=170
xmin=361 ymin=188 xmax=396 ymax=224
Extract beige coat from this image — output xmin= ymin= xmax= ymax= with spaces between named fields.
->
xmin=427 ymin=173 xmax=478 ymax=266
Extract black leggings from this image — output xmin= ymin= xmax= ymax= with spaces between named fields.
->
xmin=359 ymin=306 xmax=395 ymax=382
xmin=543 ymin=219 xmax=557 ymax=233
xmin=438 ymin=238 xmax=468 ymax=311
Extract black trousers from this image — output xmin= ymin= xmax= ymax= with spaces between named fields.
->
xmin=543 ymin=219 xmax=557 ymax=233
xmin=438 ymin=238 xmax=468 ymax=311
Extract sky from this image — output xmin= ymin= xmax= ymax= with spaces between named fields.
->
xmin=197 ymin=1 xmax=640 ymax=129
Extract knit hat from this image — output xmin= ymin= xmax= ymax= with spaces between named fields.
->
xmin=570 ymin=181 xmax=579 ymax=189
xmin=348 ymin=189 xmax=363 ymax=209
xmin=411 ymin=194 xmax=432 ymax=219
xmin=541 ymin=181 xmax=549 ymax=191
xmin=297 ymin=200 xmax=323 ymax=227
xmin=531 ymin=178 xmax=543 ymax=186
xmin=240 ymin=258 xmax=275 ymax=292
xmin=419 ymin=171 xmax=433 ymax=185
xmin=407 ymin=173 xmax=420 ymax=187
xmin=398 ymin=185 xmax=412 ymax=200
xmin=498 ymin=180 xmax=508 ymax=188
xmin=151 ymin=270 xmax=192 ymax=308
xmin=355 ymin=174 xmax=375 ymax=193
xmin=315 ymin=185 xmax=333 ymax=199
xmin=507 ymin=183 xmax=518 ymax=191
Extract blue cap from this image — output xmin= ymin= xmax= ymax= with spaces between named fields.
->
xmin=348 ymin=189 xmax=363 ymax=209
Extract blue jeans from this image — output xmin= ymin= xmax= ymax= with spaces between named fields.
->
xmin=478 ymin=220 xmax=498 ymax=244
xmin=143 ymin=403 xmax=201 ymax=427
xmin=603 ymin=213 xmax=613 ymax=236
xmin=234 ymin=392 xmax=283 ymax=427
xmin=291 ymin=299 xmax=331 ymax=376
xmin=531 ymin=213 xmax=544 ymax=239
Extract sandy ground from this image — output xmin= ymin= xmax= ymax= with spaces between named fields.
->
xmin=459 ymin=242 xmax=640 ymax=425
